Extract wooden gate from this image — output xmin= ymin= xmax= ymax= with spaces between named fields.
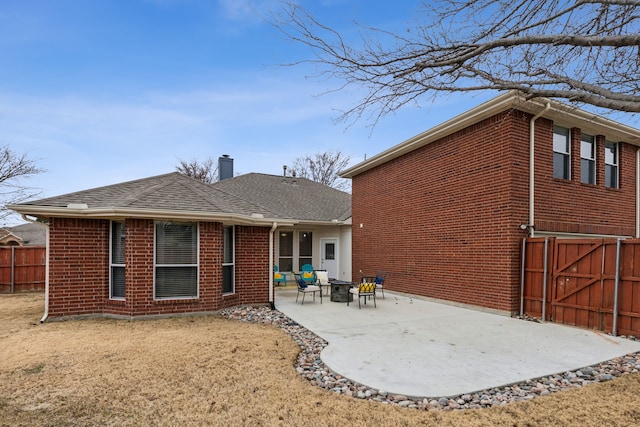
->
xmin=522 ymin=237 xmax=640 ymax=337
xmin=0 ymin=246 xmax=46 ymax=293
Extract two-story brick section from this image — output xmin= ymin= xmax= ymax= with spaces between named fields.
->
xmin=340 ymin=91 xmax=640 ymax=314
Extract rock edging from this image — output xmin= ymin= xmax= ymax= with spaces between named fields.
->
xmin=219 ymin=305 xmax=640 ymax=411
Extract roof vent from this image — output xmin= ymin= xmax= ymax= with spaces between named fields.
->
xmin=67 ymin=203 xmax=88 ymax=209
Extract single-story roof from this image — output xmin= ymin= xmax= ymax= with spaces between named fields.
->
xmin=9 ymin=172 xmax=352 ymax=226
xmin=340 ymin=90 xmax=640 ymax=178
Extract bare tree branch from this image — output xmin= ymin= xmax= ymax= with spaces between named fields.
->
xmin=0 ymin=145 xmax=45 ymax=224
xmin=274 ymin=0 xmax=640 ymax=122
xmin=289 ymin=149 xmax=351 ymax=191
xmin=176 ymin=157 xmax=218 ymax=184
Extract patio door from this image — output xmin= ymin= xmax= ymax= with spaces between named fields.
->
xmin=320 ymin=238 xmax=338 ymax=279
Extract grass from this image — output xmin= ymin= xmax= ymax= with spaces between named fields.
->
xmin=1 ymin=293 xmax=640 ymax=426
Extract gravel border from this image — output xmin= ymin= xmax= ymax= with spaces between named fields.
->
xmin=219 ymin=305 xmax=640 ymax=411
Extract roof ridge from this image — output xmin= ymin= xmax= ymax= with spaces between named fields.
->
xmin=120 ymin=179 xmax=177 ymax=206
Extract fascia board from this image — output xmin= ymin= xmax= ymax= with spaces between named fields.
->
xmin=339 ymin=91 xmax=519 ymax=178
xmin=340 ymin=91 xmax=640 ymax=178
xmin=7 ymin=205 xmax=348 ymax=227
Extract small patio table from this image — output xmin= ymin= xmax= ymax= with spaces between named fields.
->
xmin=329 ymin=280 xmax=354 ymax=302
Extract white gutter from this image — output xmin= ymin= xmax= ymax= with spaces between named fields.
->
xmin=528 ymin=101 xmax=551 ymax=237
xmin=269 ymin=222 xmax=278 ymax=309
xmin=21 ymin=214 xmax=49 ymax=323
xmin=7 ymin=205 xmax=348 ymax=228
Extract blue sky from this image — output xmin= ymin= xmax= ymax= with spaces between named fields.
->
xmin=3 ymin=0 xmax=637 ymax=225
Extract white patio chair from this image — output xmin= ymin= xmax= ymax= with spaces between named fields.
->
xmin=294 ymin=273 xmax=322 ymax=305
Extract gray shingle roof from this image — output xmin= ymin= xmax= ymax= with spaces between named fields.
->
xmin=6 ymin=222 xmax=47 ymax=245
xmin=212 ymin=173 xmax=351 ymax=221
xmin=13 ymin=172 xmax=351 ymax=223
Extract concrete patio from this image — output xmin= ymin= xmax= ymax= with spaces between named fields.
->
xmin=273 ymin=287 xmax=640 ymax=397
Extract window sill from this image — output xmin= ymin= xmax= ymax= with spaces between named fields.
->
xmin=153 ymin=297 xmax=199 ymax=304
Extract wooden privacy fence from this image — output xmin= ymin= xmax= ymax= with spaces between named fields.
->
xmin=521 ymin=237 xmax=640 ymax=337
xmin=0 ymin=246 xmax=46 ymax=293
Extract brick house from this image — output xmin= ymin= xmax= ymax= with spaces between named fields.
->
xmin=340 ymin=91 xmax=640 ymax=314
xmin=9 ymin=165 xmax=351 ymax=320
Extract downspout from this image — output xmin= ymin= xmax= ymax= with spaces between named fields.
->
xmin=21 ymin=214 xmax=49 ymax=323
xmin=269 ymin=222 xmax=278 ymax=310
xmin=529 ymin=101 xmax=551 ymax=237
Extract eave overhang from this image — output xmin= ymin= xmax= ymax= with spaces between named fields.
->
xmin=340 ymin=91 xmax=640 ymax=178
xmin=7 ymin=205 xmax=350 ymax=227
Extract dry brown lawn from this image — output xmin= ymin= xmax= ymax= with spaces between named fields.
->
xmin=1 ymin=293 xmax=640 ymax=426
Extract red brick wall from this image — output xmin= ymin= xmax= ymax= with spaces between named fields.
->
xmin=234 ymin=226 xmax=270 ymax=305
xmin=47 ymin=218 xmax=270 ymax=319
xmin=48 ymin=217 xmax=109 ymax=317
xmin=351 ymin=109 xmax=638 ymax=313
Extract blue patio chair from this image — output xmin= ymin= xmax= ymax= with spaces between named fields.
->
xmin=274 ymin=265 xmax=287 ymax=286
xmin=300 ymin=264 xmax=317 ymax=285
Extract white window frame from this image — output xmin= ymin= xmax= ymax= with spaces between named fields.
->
xmin=154 ymin=221 xmax=199 ymax=300
xmin=276 ymin=229 xmax=317 ymax=272
xmin=580 ymin=134 xmax=596 ymax=185
xmin=553 ymin=125 xmax=571 ymax=180
xmin=277 ymin=230 xmax=293 ymax=273
xmin=298 ymin=231 xmax=313 ymax=269
xmin=109 ymin=221 xmax=126 ymax=300
xmin=605 ymin=141 xmax=619 ymax=189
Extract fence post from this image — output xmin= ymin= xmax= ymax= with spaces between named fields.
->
xmin=520 ymin=238 xmax=527 ymax=316
xmin=541 ymin=237 xmax=549 ymax=323
xmin=10 ymin=246 xmax=15 ymax=294
xmin=612 ymin=238 xmax=622 ymax=337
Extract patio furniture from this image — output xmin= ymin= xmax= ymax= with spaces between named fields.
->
xmin=362 ymin=271 xmax=386 ymax=299
xmin=294 ymin=273 xmax=322 ymax=305
xmin=274 ymin=265 xmax=287 ymax=286
xmin=348 ymin=281 xmax=377 ymax=309
xmin=300 ymin=264 xmax=317 ymax=285
xmin=315 ymin=270 xmax=331 ymax=296
xmin=329 ymin=280 xmax=354 ymax=302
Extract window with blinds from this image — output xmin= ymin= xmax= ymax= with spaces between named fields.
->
xmin=605 ymin=141 xmax=619 ymax=189
xmin=110 ymin=221 xmax=126 ymax=299
xmin=155 ymin=221 xmax=198 ymax=299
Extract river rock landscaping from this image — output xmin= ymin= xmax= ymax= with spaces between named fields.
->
xmin=219 ymin=305 xmax=640 ymax=411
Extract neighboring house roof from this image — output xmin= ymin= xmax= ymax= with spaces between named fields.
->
xmin=5 ymin=222 xmax=47 ymax=246
xmin=8 ymin=172 xmax=351 ymax=226
xmin=0 ymin=228 xmax=23 ymax=245
xmin=340 ymin=90 xmax=640 ymax=178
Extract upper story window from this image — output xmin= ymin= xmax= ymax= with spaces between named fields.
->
xmin=110 ymin=221 xmax=126 ymax=300
xmin=580 ymin=134 xmax=596 ymax=185
xmin=553 ymin=126 xmax=571 ymax=180
xmin=605 ymin=142 xmax=619 ymax=188
xmin=155 ymin=221 xmax=198 ymax=299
